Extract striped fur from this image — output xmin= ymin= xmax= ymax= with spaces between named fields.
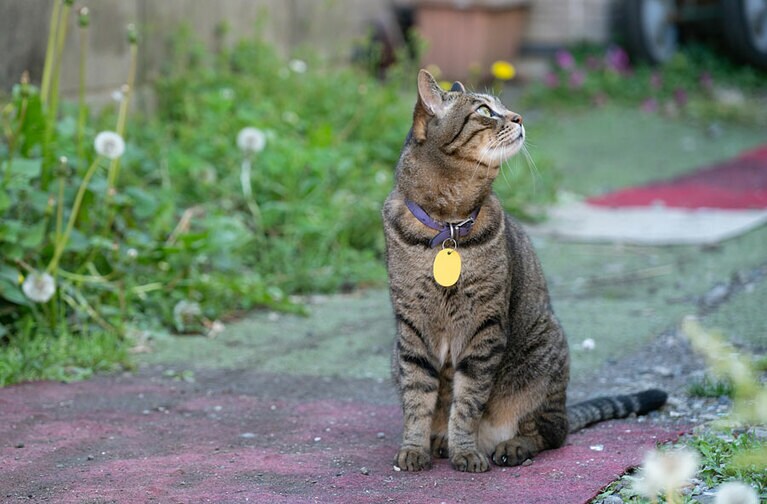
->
xmin=383 ymin=70 xmax=667 ymax=473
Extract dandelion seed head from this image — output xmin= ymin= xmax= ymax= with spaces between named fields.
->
xmin=715 ymin=481 xmax=759 ymax=504
xmin=288 ymin=59 xmax=307 ymax=74
xmin=22 ymin=272 xmax=56 ymax=303
xmin=236 ymin=127 xmax=266 ymax=153
xmin=633 ymin=448 xmax=700 ymax=499
xmin=94 ymin=131 xmax=125 ymax=160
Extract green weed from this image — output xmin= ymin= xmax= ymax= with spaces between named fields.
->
xmin=688 ymin=375 xmax=734 ymax=398
xmin=1 ymin=13 xmax=557 ymax=386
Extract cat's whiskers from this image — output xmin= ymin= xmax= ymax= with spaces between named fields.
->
xmin=472 ymin=137 xmax=501 ymax=183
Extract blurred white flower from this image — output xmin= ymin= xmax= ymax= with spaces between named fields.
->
xmin=22 ymin=272 xmax=56 ymax=303
xmin=220 ymin=87 xmax=235 ymax=100
xmin=236 ymin=127 xmax=266 ymax=153
xmin=633 ymin=448 xmax=700 ymax=500
xmin=282 ymin=111 xmax=299 ymax=125
xmin=111 ymin=88 xmax=124 ymax=102
xmin=288 ymin=59 xmax=307 ymax=73
xmin=581 ymin=338 xmax=596 ymax=350
xmin=126 ymin=248 xmax=138 ymax=260
xmin=207 ymin=320 xmax=226 ymax=338
xmin=94 ymin=131 xmax=125 ymax=159
xmin=715 ymin=481 xmax=759 ymax=504
xmin=173 ymin=300 xmax=201 ymax=332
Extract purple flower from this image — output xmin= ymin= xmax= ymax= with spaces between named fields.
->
xmin=605 ymin=45 xmax=631 ymax=73
xmin=673 ymin=88 xmax=688 ymax=107
xmin=555 ymin=49 xmax=575 ymax=70
xmin=699 ymin=71 xmax=713 ymax=92
xmin=641 ymin=98 xmax=658 ymax=113
xmin=650 ymin=72 xmax=663 ymax=90
xmin=569 ymin=70 xmax=586 ymax=88
xmin=544 ymin=72 xmax=559 ymax=88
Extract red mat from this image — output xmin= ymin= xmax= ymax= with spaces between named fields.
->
xmin=0 ymin=373 xmax=687 ymax=503
xmin=587 ymin=145 xmax=767 ymax=210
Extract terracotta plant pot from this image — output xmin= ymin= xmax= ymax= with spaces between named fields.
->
xmin=415 ymin=0 xmax=531 ymax=81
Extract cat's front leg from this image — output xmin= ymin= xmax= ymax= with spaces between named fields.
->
xmin=449 ymin=321 xmax=505 ymax=472
xmin=392 ymin=318 xmax=440 ymax=471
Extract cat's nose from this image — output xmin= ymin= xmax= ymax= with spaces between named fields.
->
xmin=510 ymin=114 xmax=523 ymax=124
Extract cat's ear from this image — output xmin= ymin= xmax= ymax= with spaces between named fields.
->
xmin=413 ymin=69 xmax=446 ymax=142
xmin=450 ymin=81 xmax=466 ymax=93
xmin=417 ymin=69 xmax=445 ymax=115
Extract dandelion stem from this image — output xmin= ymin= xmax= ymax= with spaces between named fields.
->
xmin=40 ymin=0 xmax=62 ymax=106
xmin=42 ymin=0 xmax=73 ymax=190
xmin=55 ymin=162 xmax=65 ymax=246
xmin=76 ymin=21 xmax=89 ymax=163
xmin=47 ymin=156 xmax=103 ymax=274
xmin=103 ymin=42 xmax=137 ymax=234
xmin=240 ymin=158 xmax=264 ymax=232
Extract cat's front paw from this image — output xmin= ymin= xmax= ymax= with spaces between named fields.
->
xmin=450 ymin=449 xmax=490 ymax=472
xmin=492 ymin=438 xmax=536 ymax=467
xmin=394 ymin=446 xmax=432 ymax=471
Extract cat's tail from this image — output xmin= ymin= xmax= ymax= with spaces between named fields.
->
xmin=566 ymin=389 xmax=668 ymax=433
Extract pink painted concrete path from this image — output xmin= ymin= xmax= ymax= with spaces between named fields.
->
xmin=1 ymin=369 xmax=685 ymax=503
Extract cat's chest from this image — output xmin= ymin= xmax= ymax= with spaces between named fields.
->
xmin=389 ymin=244 xmax=508 ymax=362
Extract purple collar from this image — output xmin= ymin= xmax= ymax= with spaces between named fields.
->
xmin=405 ymin=199 xmax=480 ymax=248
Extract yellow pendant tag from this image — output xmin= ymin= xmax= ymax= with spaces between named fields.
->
xmin=433 ymin=248 xmax=461 ymax=287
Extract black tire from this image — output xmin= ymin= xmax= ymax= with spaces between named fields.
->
xmin=722 ymin=0 xmax=767 ymax=69
xmin=624 ymin=0 xmax=680 ymax=64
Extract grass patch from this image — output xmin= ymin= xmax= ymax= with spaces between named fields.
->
xmin=689 ymin=431 xmax=766 ymax=494
xmin=594 ymin=431 xmax=765 ymax=503
xmin=0 ymin=329 xmax=129 ymax=386
xmin=688 ymin=375 xmax=734 ymax=398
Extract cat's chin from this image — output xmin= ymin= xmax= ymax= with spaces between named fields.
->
xmin=483 ymin=134 xmax=525 ymax=165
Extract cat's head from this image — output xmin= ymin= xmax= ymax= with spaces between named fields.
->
xmin=411 ymin=69 xmax=525 ymax=168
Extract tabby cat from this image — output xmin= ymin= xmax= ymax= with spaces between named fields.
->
xmin=382 ymin=70 xmax=667 ymax=473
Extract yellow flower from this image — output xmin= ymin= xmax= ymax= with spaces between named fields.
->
xmin=492 ymin=60 xmax=516 ymax=81
xmin=439 ymin=80 xmax=452 ymax=91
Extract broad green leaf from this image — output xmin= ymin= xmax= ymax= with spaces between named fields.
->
xmin=20 ymin=220 xmax=48 ymax=249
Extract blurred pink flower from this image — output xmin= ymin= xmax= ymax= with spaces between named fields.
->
xmin=555 ymin=49 xmax=575 ymax=70
xmin=650 ymin=72 xmax=663 ymax=90
xmin=699 ymin=71 xmax=713 ymax=92
xmin=605 ymin=45 xmax=631 ymax=73
xmin=674 ymin=88 xmax=688 ymax=107
xmin=641 ymin=98 xmax=658 ymax=113
xmin=569 ymin=70 xmax=586 ymax=88
xmin=586 ymin=56 xmax=601 ymax=71
xmin=544 ymin=72 xmax=559 ymax=88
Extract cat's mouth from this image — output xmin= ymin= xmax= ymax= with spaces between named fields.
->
xmin=493 ymin=126 xmax=525 ymax=162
